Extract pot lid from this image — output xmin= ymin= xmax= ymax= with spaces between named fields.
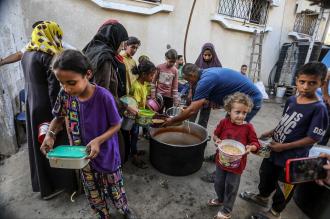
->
xmin=47 ymin=145 xmax=87 ymax=158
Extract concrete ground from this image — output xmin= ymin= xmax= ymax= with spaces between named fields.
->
xmin=0 ymin=100 xmax=309 ymax=219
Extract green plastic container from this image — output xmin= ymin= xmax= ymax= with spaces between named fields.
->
xmin=137 ymin=109 xmax=156 ymax=126
xmin=47 ymin=145 xmax=89 ymax=169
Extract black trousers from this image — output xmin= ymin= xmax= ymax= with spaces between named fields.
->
xmin=161 ymin=96 xmax=174 ymax=113
xmin=258 ymin=158 xmax=295 ymax=213
xmin=189 ymin=106 xmax=211 ymax=128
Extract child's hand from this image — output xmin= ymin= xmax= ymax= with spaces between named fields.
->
xmin=86 ymin=138 xmax=101 ymax=159
xmin=269 ymin=141 xmax=286 ymax=152
xmin=213 ymin=135 xmax=222 ymax=146
xmin=246 ymin=145 xmax=257 ymax=153
xmin=40 ymin=134 xmax=55 ymax=155
xmin=259 ymin=131 xmax=272 ymax=140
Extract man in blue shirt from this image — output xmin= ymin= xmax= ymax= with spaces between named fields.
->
xmin=166 ymin=64 xmax=263 ymax=126
xmin=165 ymin=64 xmax=263 ymax=183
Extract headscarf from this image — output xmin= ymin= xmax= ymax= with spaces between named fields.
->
xmin=82 ymin=20 xmax=128 ymax=74
xmin=195 ymin=43 xmax=222 ymax=69
xmin=25 ymin=21 xmax=63 ymax=55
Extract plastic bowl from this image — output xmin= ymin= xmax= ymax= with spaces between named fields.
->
xmin=47 ymin=145 xmax=89 ymax=169
xmin=257 ymin=138 xmax=271 ymax=158
xmin=137 ymin=109 xmax=156 ymax=126
xmin=147 ymin=99 xmax=161 ymax=112
xmin=217 ymin=140 xmax=245 ymax=168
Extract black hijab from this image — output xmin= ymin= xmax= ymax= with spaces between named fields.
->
xmin=83 ymin=20 xmax=128 ymax=73
xmin=83 ymin=20 xmax=128 ymax=96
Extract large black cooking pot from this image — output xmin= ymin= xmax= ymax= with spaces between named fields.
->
xmin=293 ymin=182 xmax=330 ymax=219
xmin=149 ymin=122 xmax=209 ymax=176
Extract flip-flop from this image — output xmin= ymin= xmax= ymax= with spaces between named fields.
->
xmin=239 ymin=191 xmax=269 ymax=208
xmin=250 ymin=210 xmax=281 ymax=219
xmin=251 ymin=213 xmax=269 ymax=219
xmin=207 ymin=198 xmax=222 ymax=207
xmin=213 ymin=211 xmax=231 ymax=219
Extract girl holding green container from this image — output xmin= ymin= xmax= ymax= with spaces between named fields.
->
xmin=125 ymin=60 xmax=156 ymax=169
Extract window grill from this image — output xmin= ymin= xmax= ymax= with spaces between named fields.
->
xmin=140 ymin=0 xmax=161 ymax=3
xmin=293 ymin=12 xmax=318 ymax=36
xmin=218 ymin=0 xmax=270 ymax=25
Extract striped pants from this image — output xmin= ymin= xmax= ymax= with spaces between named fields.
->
xmin=81 ymin=164 xmax=129 ymax=219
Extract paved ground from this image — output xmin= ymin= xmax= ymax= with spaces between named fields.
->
xmin=0 ymin=100 xmax=309 ymax=219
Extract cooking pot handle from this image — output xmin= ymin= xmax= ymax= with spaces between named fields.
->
xmin=207 ymin=135 xmax=211 ymax=142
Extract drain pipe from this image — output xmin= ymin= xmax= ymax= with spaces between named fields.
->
xmin=183 ymin=0 xmax=197 ymax=63
xmin=304 ymin=7 xmax=324 ymax=63
xmin=321 ymin=11 xmax=330 ymax=43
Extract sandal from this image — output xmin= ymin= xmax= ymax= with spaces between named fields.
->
xmin=251 ymin=210 xmax=281 ymax=219
xmin=132 ymin=158 xmax=148 ymax=169
xmin=207 ymin=198 xmax=222 ymax=207
xmin=213 ymin=211 xmax=231 ymax=219
xmin=239 ymin=191 xmax=269 ymax=208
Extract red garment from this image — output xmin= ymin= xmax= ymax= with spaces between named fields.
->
xmin=214 ymin=118 xmax=260 ymax=174
xmin=99 ymin=19 xmax=119 ymax=29
xmin=115 ymin=54 xmax=124 ymax=63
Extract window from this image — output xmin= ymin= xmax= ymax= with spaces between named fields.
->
xmin=137 ymin=0 xmax=161 ymax=3
xmin=218 ymin=0 xmax=270 ymax=25
xmin=293 ymin=11 xmax=318 ymax=36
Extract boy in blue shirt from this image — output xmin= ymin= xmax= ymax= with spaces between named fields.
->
xmin=240 ymin=62 xmax=329 ymax=219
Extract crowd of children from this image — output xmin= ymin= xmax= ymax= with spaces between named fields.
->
xmin=2 ymin=19 xmax=329 ymax=219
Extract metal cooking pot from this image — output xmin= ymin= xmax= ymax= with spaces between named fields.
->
xmin=149 ymin=122 xmax=209 ymax=176
xmin=294 ymin=182 xmax=330 ymax=219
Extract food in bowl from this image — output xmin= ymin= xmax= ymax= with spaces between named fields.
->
xmin=221 ymin=144 xmax=242 ymax=155
xmin=217 ymin=140 xmax=245 ymax=168
xmin=152 ymin=119 xmax=165 ymax=124
xmin=150 ymin=114 xmax=168 ymax=128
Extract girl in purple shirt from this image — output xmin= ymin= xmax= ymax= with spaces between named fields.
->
xmin=40 ymin=50 xmax=136 ymax=219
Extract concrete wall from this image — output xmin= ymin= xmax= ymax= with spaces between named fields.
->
xmin=0 ymin=0 xmax=26 ymax=154
xmin=19 ymin=0 xmax=329 ymax=81
xmin=0 ymin=0 xmax=329 ymax=154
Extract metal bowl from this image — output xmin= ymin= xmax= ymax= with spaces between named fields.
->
xmin=166 ymin=107 xmax=183 ymax=118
